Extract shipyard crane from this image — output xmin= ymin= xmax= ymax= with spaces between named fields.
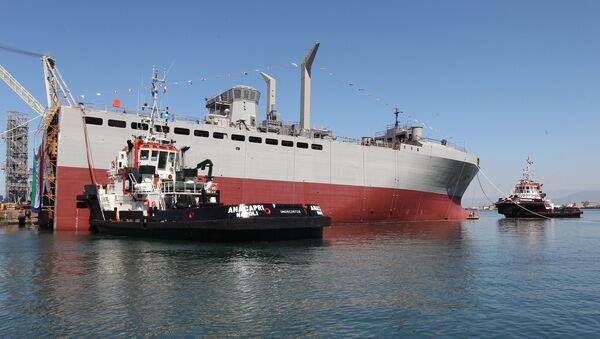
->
xmin=0 ymin=65 xmax=46 ymax=116
xmin=1 ymin=44 xmax=77 ymax=228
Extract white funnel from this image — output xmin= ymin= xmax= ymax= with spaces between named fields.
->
xmin=260 ymin=71 xmax=276 ymax=118
xmin=300 ymin=42 xmax=320 ymax=131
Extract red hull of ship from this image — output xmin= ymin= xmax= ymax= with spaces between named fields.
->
xmin=55 ymin=166 xmax=469 ymax=231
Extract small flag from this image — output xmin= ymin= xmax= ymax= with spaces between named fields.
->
xmin=163 ymin=86 xmax=167 ymax=94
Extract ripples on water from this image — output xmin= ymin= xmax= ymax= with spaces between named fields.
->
xmin=1 ymin=211 xmax=600 ymax=337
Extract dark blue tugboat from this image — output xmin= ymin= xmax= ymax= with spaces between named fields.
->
xmin=495 ymin=158 xmax=582 ymax=219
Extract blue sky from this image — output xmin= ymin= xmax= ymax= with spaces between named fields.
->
xmin=1 ymin=0 xmax=599 ymax=204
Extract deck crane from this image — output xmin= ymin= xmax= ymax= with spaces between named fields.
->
xmin=1 ymin=45 xmax=76 ymax=228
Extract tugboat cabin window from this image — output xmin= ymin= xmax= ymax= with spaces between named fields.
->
xmin=249 ymin=136 xmax=262 ymax=143
xmin=265 ymin=138 xmax=278 ymax=145
xmin=297 ymin=142 xmax=309 ymax=149
xmin=231 ymin=134 xmax=245 ymax=141
xmin=234 ymin=89 xmax=241 ymax=99
xmin=85 ymin=117 xmax=103 ymax=125
xmin=158 ymin=151 xmax=169 ymax=170
xmin=139 ymin=150 xmax=149 ymax=161
xmin=282 ymin=140 xmax=293 ymax=147
xmin=311 ymin=144 xmax=323 ymax=150
xmin=151 ymin=150 xmax=158 ymax=161
xmin=213 ymin=132 xmax=226 ymax=139
xmin=108 ymin=119 xmax=126 ymax=128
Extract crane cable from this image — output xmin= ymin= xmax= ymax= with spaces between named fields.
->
xmin=0 ymin=115 xmax=41 ymax=138
xmin=0 ymin=43 xmax=43 ymax=58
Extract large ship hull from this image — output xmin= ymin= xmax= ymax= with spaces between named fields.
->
xmin=52 ymin=107 xmax=479 ymax=230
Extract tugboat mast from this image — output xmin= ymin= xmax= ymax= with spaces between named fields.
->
xmin=522 ymin=157 xmax=534 ymax=181
xmin=146 ymin=68 xmax=166 ymax=139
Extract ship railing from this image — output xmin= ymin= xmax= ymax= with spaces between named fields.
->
xmin=79 ymin=102 xmax=470 ymax=152
xmin=81 ymin=103 xmax=202 ymax=124
xmin=420 ymin=137 xmax=468 ymax=152
xmin=161 ymin=181 xmax=206 ymax=196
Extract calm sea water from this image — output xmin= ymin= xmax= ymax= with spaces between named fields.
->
xmin=1 ymin=211 xmax=600 ymax=337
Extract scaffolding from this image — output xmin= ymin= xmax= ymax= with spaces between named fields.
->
xmin=2 ymin=111 xmax=29 ymax=203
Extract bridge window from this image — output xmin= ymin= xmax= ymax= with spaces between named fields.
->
xmin=282 ymin=140 xmax=293 ymax=147
xmin=85 ymin=117 xmax=103 ymax=125
xmin=311 ymin=144 xmax=323 ymax=150
xmin=234 ymin=89 xmax=241 ymax=99
xmin=297 ymin=142 xmax=308 ymax=149
xmin=139 ymin=150 xmax=149 ymax=160
xmin=132 ymin=122 xmax=149 ymax=130
xmin=158 ymin=151 xmax=168 ymax=170
xmin=243 ymin=90 xmax=249 ymax=100
xmin=249 ymin=136 xmax=262 ymax=143
xmin=108 ymin=119 xmax=126 ymax=128
xmin=213 ymin=132 xmax=226 ymax=139
xmin=194 ymin=130 xmax=209 ymax=137
xmin=174 ymin=127 xmax=190 ymax=135
xmin=232 ymin=134 xmax=245 ymax=141
xmin=151 ymin=150 xmax=158 ymax=161
xmin=265 ymin=138 xmax=278 ymax=145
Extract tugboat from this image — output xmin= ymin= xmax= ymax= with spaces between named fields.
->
xmin=495 ymin=158 xmax=582 ymax=218
xmin=77 ymin=70 xmax=330 ymax=241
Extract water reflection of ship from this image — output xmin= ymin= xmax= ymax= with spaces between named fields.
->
xmin=324 ymin=221 xmax=464 ymax=243
xmin=497 ymin=217 xmax=551 ymax=234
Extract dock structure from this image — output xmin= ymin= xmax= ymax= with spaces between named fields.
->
xmin=2 ymin=111 xmax=29 ymax=203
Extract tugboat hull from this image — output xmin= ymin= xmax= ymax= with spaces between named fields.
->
xmin=496 ymin=201 xmax=583 ymax=218
xmin=92 ymin=216 xmax=329 ymax=241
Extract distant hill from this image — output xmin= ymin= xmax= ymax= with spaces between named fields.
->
xmin=554 ymin=190 xmax=600 ymax=204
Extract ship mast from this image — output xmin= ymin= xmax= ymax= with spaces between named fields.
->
xmin=394 ymin=108 xmax=401 ymax=128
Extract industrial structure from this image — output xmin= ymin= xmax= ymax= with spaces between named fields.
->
xmin=1 ymin=48 xmax=74 ymax=226
xmin=2 ymin=111 xmax=29 ymax=203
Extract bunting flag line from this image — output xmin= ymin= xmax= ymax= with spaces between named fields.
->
xmin=78 ymin=59 xmax=441 ymax=134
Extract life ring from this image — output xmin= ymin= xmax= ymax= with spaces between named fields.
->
xmin=211 ymin=183 xmax=219 ymax=191
xmin=265 ymin=207 xmax=271 ymax=215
